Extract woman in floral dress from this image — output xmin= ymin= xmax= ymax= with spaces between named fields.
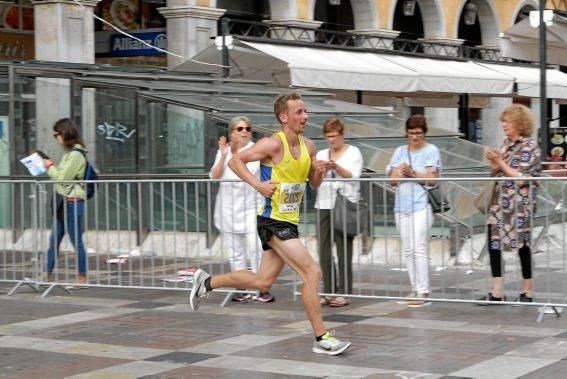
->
xmin=480 ymin=104 xmax=541 ymax=304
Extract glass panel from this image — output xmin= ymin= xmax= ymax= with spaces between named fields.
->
xmin=90 ymin=88 xmax=137 ymax=173
xmin=140 ymin=102 xmax=206 ymax=174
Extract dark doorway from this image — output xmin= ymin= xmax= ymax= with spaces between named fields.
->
xmin=457 ymin=1 xmax=482 ymax=58
xmin=392 ymin=0 xmax=424 ymax=53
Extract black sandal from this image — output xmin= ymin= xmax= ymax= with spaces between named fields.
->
xmin=477 ymin=292 xmax=506 ymax=306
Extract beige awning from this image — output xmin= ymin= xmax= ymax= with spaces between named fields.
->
xmin=500 ymin=13 xmax=567 ymax=66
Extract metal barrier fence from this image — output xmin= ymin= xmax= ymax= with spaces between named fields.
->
xmin=1 ymin=177 xmax=566 ymax=320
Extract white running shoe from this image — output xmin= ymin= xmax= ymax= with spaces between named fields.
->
xmin=189 ymin=269 xmax=211 ymax=311
xmin=312 ymin=331 xmax=351 ymax=355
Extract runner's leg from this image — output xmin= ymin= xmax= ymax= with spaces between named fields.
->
xmin=210 ymin=249 xmax=284 ymax=292
xmin=268 ymin=237 xmax=325 ymax=336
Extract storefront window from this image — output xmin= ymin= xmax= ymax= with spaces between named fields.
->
xmin=95 ymin=0 xmax=165 ymax=31
xmin=0 ymin=0 xmax=33 ymax=31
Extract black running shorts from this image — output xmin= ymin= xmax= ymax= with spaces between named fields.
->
xmin=257 ymin=216 xmax=299 ymax=251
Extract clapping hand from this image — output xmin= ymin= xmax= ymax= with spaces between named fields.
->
xmin=218 ymin=136 xmax=229 ymax=156
xmin=398 ymin=163 xmax=413 ymax=177
xmin=484 ymin=147 xmax=501 ymax=169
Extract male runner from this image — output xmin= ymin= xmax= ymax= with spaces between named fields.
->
xmin=189 ymin=93 xmax=351 ymax=355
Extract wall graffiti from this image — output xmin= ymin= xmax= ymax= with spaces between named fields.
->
xmin=97 ymin=122 xmax=136 ymax=143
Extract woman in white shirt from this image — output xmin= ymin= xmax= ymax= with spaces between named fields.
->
xmin=315 ymin=117 xmax=363 ymax=307
xmin=209 ymin=116 xmax=274 ymax=302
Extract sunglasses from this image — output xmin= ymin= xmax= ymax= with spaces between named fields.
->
xmin=234 ymin=126 xmax=251 ymax=132
xmin=407 ymin=131 xmax=424 ymax=136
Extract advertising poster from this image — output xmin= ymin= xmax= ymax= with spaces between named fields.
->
xmin=98 ymin=0 xmax=165 ymax=31
xmin=548 ymin=127 xmax=567 ymax=177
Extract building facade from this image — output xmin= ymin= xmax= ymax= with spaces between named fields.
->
xmin=1 ymin=0 xmax=566 ymax=155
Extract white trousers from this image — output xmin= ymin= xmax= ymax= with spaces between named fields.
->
xmin=395 ymin=206 xmax=433 ymax=294
xmin=221 ymin=231 xmax=262 ymax=273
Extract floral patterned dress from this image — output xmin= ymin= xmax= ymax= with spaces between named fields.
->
xmin=488 ymin=136 xmax=541 ymax=253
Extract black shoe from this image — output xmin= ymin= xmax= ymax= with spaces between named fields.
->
xmin=518 ymin=293 xmax=533 ymax=303
xmin=477 ymin=293 xmax=506 ymax=306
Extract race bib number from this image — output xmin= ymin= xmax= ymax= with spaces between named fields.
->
xmin=278 ymin=183 xmax=306 ymax=213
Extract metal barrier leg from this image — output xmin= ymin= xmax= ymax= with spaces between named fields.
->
xmin=7 ymin=280 xmax=41 ymax=296
xmin=221 ymin=290 xmax=237 ymax=307
xmin=39 ymin=283 xmax=72 ymax=298
xmin=219 ymin=289 xmax=257 ymax=307
xmin=537 ymin=304 xmax=563 ymax=323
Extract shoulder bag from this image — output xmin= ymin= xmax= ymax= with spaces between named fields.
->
xmin=328 ymin=150 xmax=368 ymax=237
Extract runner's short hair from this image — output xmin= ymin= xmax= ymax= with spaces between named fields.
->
xmin=274 ymin=93 xmax=302 ymax=124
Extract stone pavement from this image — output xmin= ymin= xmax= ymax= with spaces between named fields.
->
xmin=2 ymin=274 xmax=567 ymax=379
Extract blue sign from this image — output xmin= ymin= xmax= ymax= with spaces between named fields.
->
xmin=110 ymin=32 xmax=166 ymax=57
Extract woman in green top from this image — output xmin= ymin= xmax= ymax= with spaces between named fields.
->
xmin=43 ymin=118 xmax=88 ymax=284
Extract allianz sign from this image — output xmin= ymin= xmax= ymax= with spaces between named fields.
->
xmin=110 ymin=32 xmax=167 ymax=57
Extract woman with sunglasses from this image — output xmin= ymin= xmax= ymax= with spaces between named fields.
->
xmin=210 ymin=116 xmax=274 ymax=302
xmin=387 ymin=115 xmax=442 ymax=307
xmin=42 ymin=118 xmax=89 ymax=285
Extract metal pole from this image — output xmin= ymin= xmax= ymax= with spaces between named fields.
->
xmin=459 ymin=94 xmax=470 ymax=140
xmin=221 ymin=17 xmax=230 ymax=78
xmin=539 ymin=0 xmax=548 ymax=158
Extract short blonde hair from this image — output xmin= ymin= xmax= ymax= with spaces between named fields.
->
xmin=322 ymin=117 xmax=344 ymax=135
xmin=500 ymin=104 xmax=534 ymax=137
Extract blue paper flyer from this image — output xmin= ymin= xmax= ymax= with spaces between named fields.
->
xmin=20 ymin=153 xmax=47 ymax=176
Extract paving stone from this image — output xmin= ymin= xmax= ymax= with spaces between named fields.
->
xmin=323 ymin=313 xmax=381 ymax=323
xmin=138 ymin=364 xmax=233 ymax=378
xmin=179 ymin=341 xmax=253 ymax=355
xmin=145 ymin=351 xmax=218 ymax=365
xmin=0 ymin=347 xmax=131 ymax=377
xmin=193 ymin=355 xmax=427 ymax=378
xmin=215 ymin=333 xmax=304 ymax=346
xmin=449 ymin=356 xmax=559 ymax=378
xmin=518 ymin=359 xmax=567 ymax=378
xmin=0 ymin=298 xmax=89 ymax=324
xmin=120 ymin=301 xmax=173 ymax=309
xmin=65 ymin=360 xmax=186 ymax=378
xmin=505 ymin=337 xmax=567 ymax=359
xmin=3 ymin=273 xmax=567 ymax=377
xmin=357 ymin=316 xmax=563 ymax=338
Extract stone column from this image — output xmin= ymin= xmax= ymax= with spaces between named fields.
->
xmin=418 ymin=37 xmax=465 ymax=138
xmin=349 ymin=28 xmax=400 ymax=50
xmin=263 ymin=19 xmax=322 ymax=42
xmin=32 ymin=0 xmax=99 ymax=63
xmin=158 ymin=2 xmax=225 ymax=70
xmin=31 ymin=0 xmax=100 ymax=160
xmin=481 ymin=97 xmax=512 ymax=149
xmin=419 ymin=37 xmax=464 ymax=58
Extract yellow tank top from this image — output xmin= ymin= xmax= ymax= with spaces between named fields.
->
xmin=259 ymin=131 xmax=311 ymax=225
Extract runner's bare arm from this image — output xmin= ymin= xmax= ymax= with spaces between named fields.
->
xmin=229 ymin=136 xmax=281 ymax=198
xmin=305 ymin=138 xmax=325 ymax=189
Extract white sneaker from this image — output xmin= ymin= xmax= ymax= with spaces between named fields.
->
xmin=189 ymin=269 xmax=211 ymax=311
xmin=312 ymin=331 xmax=351 ymax=355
